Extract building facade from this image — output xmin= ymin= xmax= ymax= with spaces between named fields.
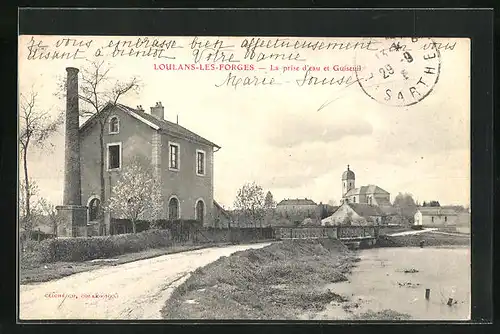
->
xmin=414 ymin=207 xmax=459 ymax=227
xmin=79 ymin=102 xmax=220 ymax=235
xmin=275 ymin=198 xmax=318 ymax=216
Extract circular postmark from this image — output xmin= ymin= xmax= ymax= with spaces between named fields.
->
xmin=354 ymin=38 xmax=441 ymax=107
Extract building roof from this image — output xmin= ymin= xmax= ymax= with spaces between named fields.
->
xmin=417 ymin=207 xmax=458 ymax=216
xmin=213 ymin=200 xmax=231 ymax=219
xmin=379 ymin=205 xmax=398 ymax=215
xmin=347 ymin=203 xmax=385 ymax=217
xmin=345 ymin=184 xmax=390 ymax=197
xmin=79 ymin=103 xmax=220 ymax=149
xmin=342 ymin=165 xmax=355 ymax=180
xmin=277 ymin=198 xmax=317 ymax=206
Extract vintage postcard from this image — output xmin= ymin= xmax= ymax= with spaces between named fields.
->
xmin=18 ymin=35 xmax=471 ymax=321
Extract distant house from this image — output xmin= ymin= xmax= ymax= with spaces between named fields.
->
xmin=276 ymin=198 xmax=317 ymax=216
xmin=456 ymin=212 xmax=471 ymax=226
xmin=321 ymin=202 xmax=385 ymax=226
xmin=414 ymin=207 xmax=459 ymax=227
xmin=317 ymin=202 xmax=339 ymax=219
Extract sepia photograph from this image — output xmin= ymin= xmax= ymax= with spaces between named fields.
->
xmin=18 ymin=34 xmax=471 ymax=321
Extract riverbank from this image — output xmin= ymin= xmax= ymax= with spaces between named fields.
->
xmin=161 ymin=239 xmax=410 ymax=320
xmin=377 ymin=230 xmax=470 ymax=248
xmin=311 ymin=246 xmax=470 ymax=320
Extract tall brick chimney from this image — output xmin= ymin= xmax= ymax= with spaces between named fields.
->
xmin=150 ymin=101 xmax=164 ymax=120
xmin=63 ymin=67 xmax=82 ymax=205
xmin=56 ymin=67 xmax=88 ymax=237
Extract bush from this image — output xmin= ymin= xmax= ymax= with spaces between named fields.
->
xmin=28 ymin=229 xmax=172 ymax=263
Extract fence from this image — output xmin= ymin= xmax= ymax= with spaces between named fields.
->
xmin=275 ymin=226 xmax=378 ymax=240
xmin=275 ymin=227 xmax=337 ymax=240
xmin=196 ymin=227 xmax=275 ymax=244
xmin=111 ymin=218 xmax=377 ymax=244
xmin=111 ymin=219 xmax=276 ymax=244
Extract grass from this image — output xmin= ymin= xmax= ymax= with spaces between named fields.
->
xmin=377 ymin=230 xmax=470 ymax=248
xmin=161 ymin=239 xmax=358 ymax=320
xmin=378 ymin=226 xmax=414 ymax=235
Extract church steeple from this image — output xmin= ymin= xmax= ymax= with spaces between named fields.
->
xmin=342 ymin=164 xmax=355 ymax=198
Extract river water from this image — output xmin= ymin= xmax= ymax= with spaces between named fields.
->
xmin=312 ymin=246 xmax=470 ymax=321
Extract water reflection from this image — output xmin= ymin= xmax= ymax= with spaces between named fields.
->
xmin=316 ymin=246 xmax=470 ymax=320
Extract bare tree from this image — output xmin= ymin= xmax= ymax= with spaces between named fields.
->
xmin=234 ymin=182 xmax=265 ymax=230
xmin=37 ymin=197 xmax=60 ymax=236
xmin=19 ymin=90 xmax=62 ymax=238
xmin=56 ymin=60 xmax=140 ymax=232
xmin=19 ymin=178 xmax=40 ymax=242
xmin=105 ymin=157 xmax=162 ymax=234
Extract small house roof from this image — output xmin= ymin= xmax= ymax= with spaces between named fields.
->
xmin=379 ymin=205 xmax=398 ymax=215
xmin=417 ymin=207 xmax=458 ymax=216
xmin=213 ymin=200 xmax=231 ymax=219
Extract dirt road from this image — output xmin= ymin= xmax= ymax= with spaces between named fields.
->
xmin=19 ymin=242 xmax=273 ymax=320
xmin=387 ymin=228 xmax=438 ymax=237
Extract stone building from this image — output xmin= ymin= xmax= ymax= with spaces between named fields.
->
xmin=79 ymin=101 xmax=221 ymax=235
xmin=414 ymin=207 xmax=459 ymax=227
xmin=275 ymin=198 xmax=318 ymax=217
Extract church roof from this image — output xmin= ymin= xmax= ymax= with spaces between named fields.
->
xmin=342 ymin=165 xmax=355 ymax=180
xmin=345 ymin=184 xmax=390 ymax=197
xmin=277 ymin=198 xmax=317 ymax=206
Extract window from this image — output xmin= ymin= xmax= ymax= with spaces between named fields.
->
xmin=196 ymin=199 xmax=204 ymax=223
xmin=168 ymin=197 xmax=180 ymax=220
xmin=353 ymin=197 xmax=356 ymax=203
xmin=196 ymin=150 xmax=205 ymax=176
xmin=445 ymin=216 xmax=448 ymax=222
xmin=431 ymin=216 xmax=434 ymax=222
xmin=107 ymin=143 xmax=121 ymax=170
xmin=169 ymin=142 xmax=180 ymax=170
xmin=88 ymin=198 xmax=101 ymax=221
xmin=109 ymin=116 xmax=119 ymax=134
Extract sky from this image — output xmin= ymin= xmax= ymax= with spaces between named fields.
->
xmin=18 ymin=36 xmax=470 ymax=209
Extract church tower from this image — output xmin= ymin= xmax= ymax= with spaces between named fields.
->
xmin=342 ymin=165 xmax=355 ymax=198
